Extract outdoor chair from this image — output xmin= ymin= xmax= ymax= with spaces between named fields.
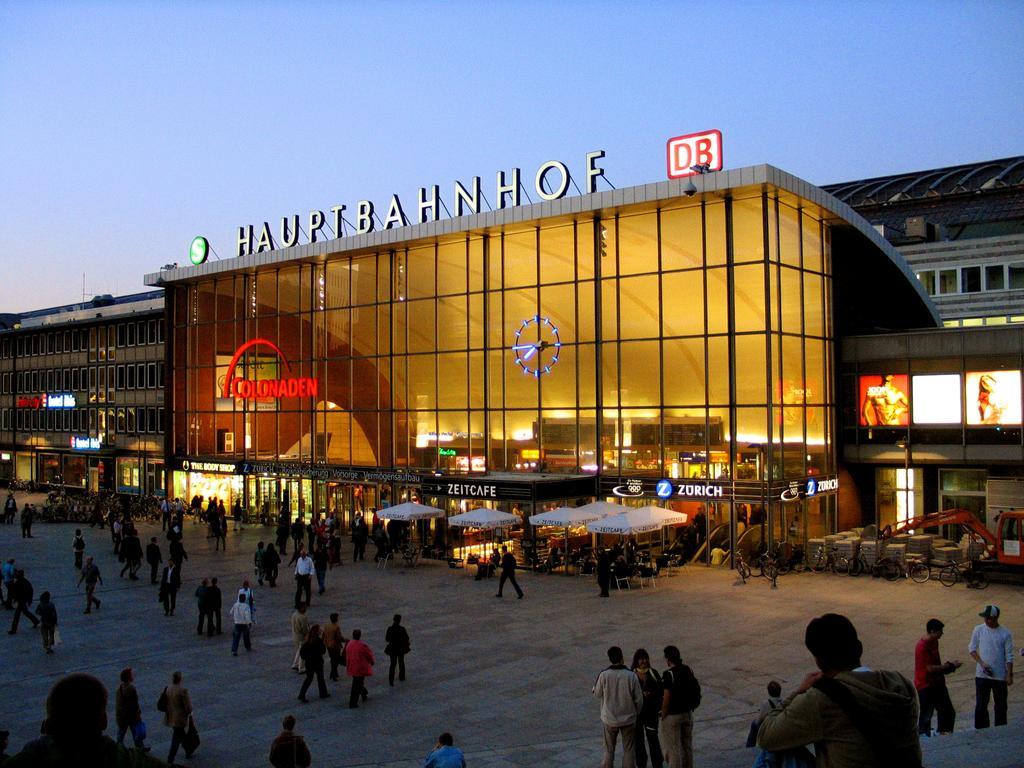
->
xmin=636 ymin=565 xmax=657 ymax=589
xmin=613 ymin=563 xmax=631 ymax=591
xmin=377 ymin=551 xmax=392 ymax=570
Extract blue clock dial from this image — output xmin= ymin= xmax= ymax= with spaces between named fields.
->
xmin=512 ymin=315 xmax=561 ymax=377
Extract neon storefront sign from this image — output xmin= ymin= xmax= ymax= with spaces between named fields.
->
xmin=16 ymin=393 xmax=76 ymax=409
xmin=221 ymin=339 xmax=319 ymax=400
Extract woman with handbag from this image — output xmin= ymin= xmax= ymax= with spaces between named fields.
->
xmin=297 ymin=625 xmax=330 ymax=702
xmin=115 ymin=667 xmax=148 ymax=752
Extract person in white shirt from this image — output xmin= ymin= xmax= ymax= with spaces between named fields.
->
xmin=294 ymin=550 xmax=314 ymax=608
xmin=593 ymin=646 xmax=643 ymax=768
xmin=968 ymin=604 xmax=1014 ymax=728
xmin=229 ymin=593 xmax=252 ymax=656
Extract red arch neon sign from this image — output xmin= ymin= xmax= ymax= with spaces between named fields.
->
xmin=221 ymin=338 xmax=319 ymax=400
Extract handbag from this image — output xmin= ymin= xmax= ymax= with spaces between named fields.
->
xmin=182 ymin=714 xmax=201 ymax=755
xmin=156 ymin=687 xmax=168 ymax=713
xmin=52 ymin=628 xmax=61 ymax=646
xmin=131 ymin=720 xmax=147 ymax=741
xmin=746 ymin=719 xmax=760 ymax=748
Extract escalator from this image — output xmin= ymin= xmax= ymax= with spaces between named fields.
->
xmin=689 ymin=523 xmax=729 ymax=565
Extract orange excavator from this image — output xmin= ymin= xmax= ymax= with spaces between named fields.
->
xmin=881 ymin=508 xmax=1024 ymax=569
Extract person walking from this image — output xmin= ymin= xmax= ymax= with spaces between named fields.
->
xmin=114 ymin=667 xmax=147 ymax=752
xmin=345 ymin=628 xmax=374 ymax=709
xmin=276 ymin=518 xmax=290 ymax=557
xmin=160 ymin=497 xmax=171 ymax=532
xmin=160 ymin=560 xmax=181 ymax=616
xmin=1 ymin=558 xmax=15 ymax=609
xmin=313 ymin=545 xmax=328 ymax=595
xmin=263 ymin=543 xmax=281 ymax=588
xmin=20 ymin=503 xmax=34 ymax=538
xmin=194 ymin=579 xmax=211 ymax=636
xmin=120 ymin=530 xmax=142 ymax=580
xmin=162 ymin=671 xmax=194 ymax=766
xmin=37 ymin=591 xmax=58 ymax=655
xmin=324 ymin=612 xmax=347 ymax=681
xmin=8 ymin=570 xmax=39 ymax=633
xmin=291 ymin=518 xmax=305 ymax=554
xmin=78 ymin=557 xmax=103 ymax=614
xmin=352 ymin=513 xmax=368 ymax=562
xmin=630 ymin=649 xmax=663 ymax=768
xmin=230 ymin=593 xmax=253 ymax=656
xmin=658 ymin=646 xmax=701 ymax=768
xmin=915 ymin=618 xmax=961 ymax=736
xmin=757 ymin=613 xmax=920 ymax=767
xmin=297 ymin=625 xmax=331 ymax=702
xmin=597 ymin=550 xmax=612 ymax=598
xmin=3 ymin=492 xmax=15 ymax=524
xmin=206 ymin=577 xmax=222 ymax=636
xmin=72 ymin=529 xmax=86 ymax=571
xmin=423 ymin=732 xmax=466 ymax=768
xmin=593 ymin=646 xmax=644 ymax=768
xmin=969 ymin=604 xmax=1014 ymax=729
xmin=291 ymin=604 xmax=310 ymax=673
xmin=146 ymin=537 xmax=163 ymax=585
xmin=495 ymin=545 xmax=523 ymax=599
xmin=210 ymin=508 xmax=224 ymax=551
xmin=269 ymin=715 xmax=312 ymax=768
xmin=385 ymin=613 xmax=411 ymax=686
xmin=254 ymin=541 xmax=266 ymax=585
xmin=294 ymin=548 xmax=314 ymax=609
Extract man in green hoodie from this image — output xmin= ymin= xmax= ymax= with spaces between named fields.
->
xmin=757 ymin=613 xmax=921 ymax=768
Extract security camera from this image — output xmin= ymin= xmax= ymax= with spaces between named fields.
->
xmin=684 ymin=180 xmax=697 ymax=197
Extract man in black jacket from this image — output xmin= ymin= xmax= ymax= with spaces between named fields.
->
xmin=495 ymin=545 xmax=523 ymax=599
xmin=385 ymin=614 xmax=411 ymax=685
xmin=8 ymin=570 xmax=39 ymax=634
xmin=160 ymin=560 xmax=181 ymax=616
xmin=207 ymin=577 xmax=223 ymax=636
xmin=146 ymin=537 xmax=163 ymax=584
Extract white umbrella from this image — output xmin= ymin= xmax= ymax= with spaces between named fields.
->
xmin=380 ymin=501 xmax=445 ymax=522
xmin=447 ymin=508 xmax=521 ymax=529
xmin=574 ymin=500 xmax=626 ymax=518
xmin=586 ymin=506 xmax=688 ymax=535
xmin=529 ymin=506 xmax=605 ymax=527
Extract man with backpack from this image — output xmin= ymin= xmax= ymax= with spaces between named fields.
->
xmin=659 ymin=645 xmax=700 ymax=768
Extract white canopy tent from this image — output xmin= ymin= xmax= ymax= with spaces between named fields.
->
xmin=586 ymin=506 xmax=689 ymax=535
xmin=529 ymin=505 xmax=610 ymax=575
xmin=379 ymin=501 xmax=446 ymax=522
xmin=448 ymin=508 xmax=522 ymax=529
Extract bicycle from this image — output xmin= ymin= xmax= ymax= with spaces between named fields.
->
xmin=873 ymin=556 xmax=930 ymax=583
xmin=938 ymin=559 xmax=989 ymax=589
xmin=810 ymin=546 xmax=847 ymax=574
xmin=735 ymin=552 xmax=752 ymax=583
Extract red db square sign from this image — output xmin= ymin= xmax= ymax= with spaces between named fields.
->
xmin=666 ymin=129 xmax=723 ymax=179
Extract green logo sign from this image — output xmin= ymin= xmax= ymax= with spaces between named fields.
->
xmin=438 ymin=448 xmax=457 ymax=456
xmin=189 ymin=236 xmax=210 ymax=265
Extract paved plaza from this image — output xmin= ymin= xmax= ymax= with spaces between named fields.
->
xmin=0 ymin=500 xmax=1022 ymax=767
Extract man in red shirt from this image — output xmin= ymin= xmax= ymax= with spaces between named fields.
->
xmin=914 ymin=618 xmax=962 ymax=736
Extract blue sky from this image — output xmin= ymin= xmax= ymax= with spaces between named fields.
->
xmin=1 ymin=0 xmax=1021 ymax=311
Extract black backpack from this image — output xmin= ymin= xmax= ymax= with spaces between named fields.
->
xmin=669 ymin=664 xmax=701 ymax=712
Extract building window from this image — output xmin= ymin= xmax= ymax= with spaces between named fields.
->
xmin=126 ymin=365 xmax=136 ymax=390
xmin=985 ymin=264 xmax=1005 ymax=291
xmin=916 ymin=271 xmax=936 ymax=295
xmin=1009 ymin=262 xmax=1024 ymax=290
xmin=116 ymin=365 xmax=125 ymax=391
xmin=126 ymin=323 xmax=136 ymax=346
xmin=117 ymin=324 xmax=126 ymax=347
xmin=940 ymin=469 xmax=987 ymax=526
xmin=961 ymin=266 xmax=981 ymax=293
xmin=147 ymin=363 xmax=156 ymax=389
xmin=937 ymin=269 xmax=957 ymax=294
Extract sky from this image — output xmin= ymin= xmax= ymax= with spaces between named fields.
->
xmin=1 ymin=0 xmax=1022 ymax=312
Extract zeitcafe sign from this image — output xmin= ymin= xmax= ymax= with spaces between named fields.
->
xmin=234 ymin=151 xmax=607 ymax=257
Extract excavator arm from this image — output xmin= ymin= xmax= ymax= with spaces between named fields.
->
xmin=881 ymin=509 xmax=997 ymax=553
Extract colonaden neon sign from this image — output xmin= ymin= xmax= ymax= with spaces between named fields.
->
xmin=221 ymin=339 xmax=319 ymax=400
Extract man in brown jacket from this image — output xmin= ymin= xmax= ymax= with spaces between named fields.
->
xmin=269 ymin=714 xmax=312 ymax=768
xmin=324 ymin=612 xmax=347 ymax=681
xmin=163 ymin=670 xmax=193 ymax=766
xmin=757 ymin=613 xmax=921 ymax=768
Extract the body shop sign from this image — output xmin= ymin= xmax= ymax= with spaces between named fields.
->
xmin=222 ymin=339 xmax=319 ymax=400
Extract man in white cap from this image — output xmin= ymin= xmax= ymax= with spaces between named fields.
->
xmin=968 ymin=605 xmax=1014 ymax=728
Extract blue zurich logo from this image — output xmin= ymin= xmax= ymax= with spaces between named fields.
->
xmin=806 ymin=478 xmax=818 ymax=497
xmin=656 ymin=479 xmax=673 ymax=499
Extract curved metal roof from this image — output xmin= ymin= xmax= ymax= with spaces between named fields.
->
xmin=823 ymin=156 xmax=1024 ymax=206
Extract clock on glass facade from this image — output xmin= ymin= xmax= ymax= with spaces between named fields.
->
xmin=512 ymin=315 xmax=561 ymax=377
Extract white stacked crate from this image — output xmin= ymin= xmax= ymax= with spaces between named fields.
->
xmin=885 ymin=542 xmax=907 ymax=565
xmin=860 ymin=539 xmax=881 ymax=567
xmin=835 ymin=537 xmax=860 ymax=562
xmin=930 ymin=546 xmax=961 ymax=565
xmin=907 ymin=534 xmax=934 ymax=563
xmin=960 ymin=534 xmax=987 ymax=561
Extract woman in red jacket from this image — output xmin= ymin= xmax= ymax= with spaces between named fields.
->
xmin=345 ymin=628 xmax=375 ymax=709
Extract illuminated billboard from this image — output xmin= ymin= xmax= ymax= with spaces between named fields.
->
xmin=859 ymin=374 xmax=909 ymax=426
xmin=911 ymin=374 xmax=962 ymax=425
xmin=965 ymin=371 xmax=1022 ymax=425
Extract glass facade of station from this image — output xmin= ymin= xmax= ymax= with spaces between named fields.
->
xmin=170 ymin=185 xmax=838 ymax=551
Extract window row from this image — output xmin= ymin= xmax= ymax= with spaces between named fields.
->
xmin=917 ymin=262 xmax=1024 ymax=296
xmin=6 ymin=363 xmax=165 ymax=395
xmin=4 ymin=406 xmax=164 ymax=435
xmin=1 ymin=319 xmax=165 ymax=360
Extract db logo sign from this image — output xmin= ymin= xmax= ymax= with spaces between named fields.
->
xmin=666 ymin=129 xmax=723 ymax=179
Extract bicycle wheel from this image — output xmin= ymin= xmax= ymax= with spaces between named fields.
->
xmin=881 ymin=559 xmax=902 ymax=582
xmin=909 ymin=562 xmax=930 ymax=584
xmin=810 ymin=553 xmax=826 ymax=573
xmin=968 ymin=571 xmax=989 ymax=590
xmin=765 ymin=564 xmax=778 ymax=583
xmin=835 ymin=557 xmax=851 ymax=575
xmin=775 ymin=560 xmax=791 ymax=576
xmin=938 ymin=566 xmax=959 ymax=588
xmin=737 ymin=562 xmax=751 ymax=581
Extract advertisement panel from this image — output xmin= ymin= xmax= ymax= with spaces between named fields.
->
xmin=911 ymin=374 xmax=962 ymax=425
xmin=965 ymin=371 xmax=1022 ymax=425
xmin=858 ymin=374 xmax=909 ymax=426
